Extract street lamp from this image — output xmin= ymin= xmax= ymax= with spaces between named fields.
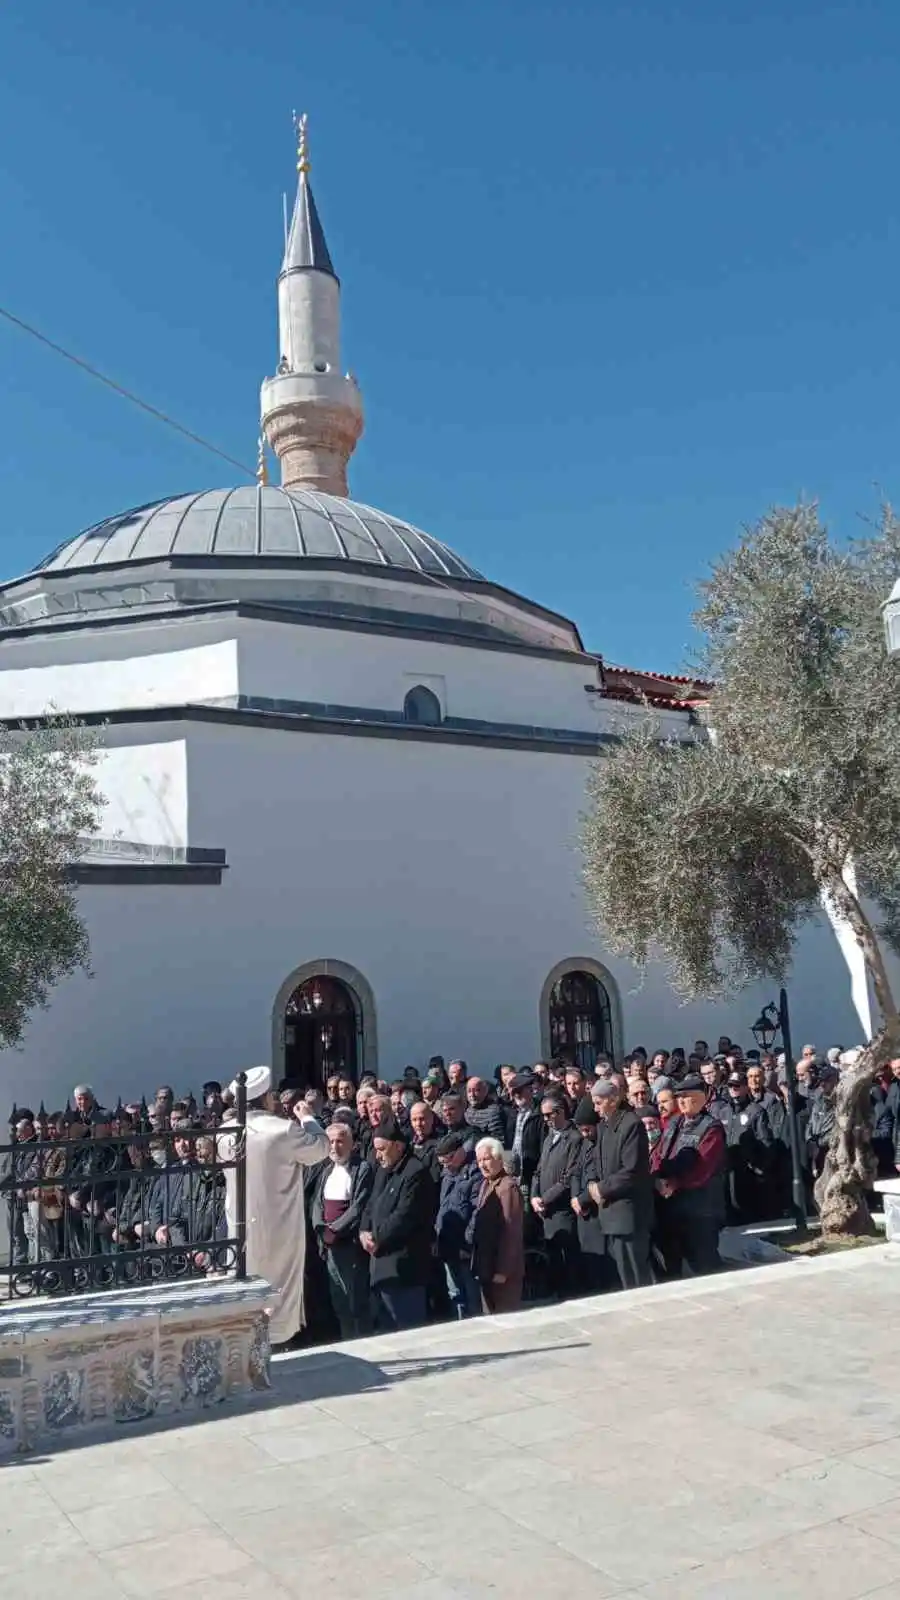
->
xmin=752 ymin=987 xmax=808 ymax=1239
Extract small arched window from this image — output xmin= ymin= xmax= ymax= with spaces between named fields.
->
xmin=403 ymin=685 xmax=442 ymax=725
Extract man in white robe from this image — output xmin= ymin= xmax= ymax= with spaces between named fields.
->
xmin=224 ymin=1065 xmax=329 ymax=1346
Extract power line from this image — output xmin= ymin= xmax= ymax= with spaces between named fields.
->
xmin=0 ymin=303 xmax=256 ymax=479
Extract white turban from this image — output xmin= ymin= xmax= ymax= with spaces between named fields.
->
xmin=229 ymin=1064 xmax=272 ymax=1103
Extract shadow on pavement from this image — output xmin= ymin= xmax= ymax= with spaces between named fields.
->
xmin=0 ymin=1338 xmax=589 ymax=1469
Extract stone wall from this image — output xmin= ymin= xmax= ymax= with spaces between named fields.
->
xmin=0 ymin=1275 xmax=273 ymax=1455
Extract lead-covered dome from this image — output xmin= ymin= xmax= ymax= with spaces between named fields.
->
xmin=34 ymin=485 xmax=483 ymax=582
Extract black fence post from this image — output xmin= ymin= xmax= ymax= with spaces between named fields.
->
xmin=779 ymin=986 xmax=809 ymax=1240
xmin=235 ymin=1072 xmax=247 ymax=1280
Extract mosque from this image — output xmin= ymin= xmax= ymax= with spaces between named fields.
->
xmin=0 ymin=122 xmax=871 ymax=1109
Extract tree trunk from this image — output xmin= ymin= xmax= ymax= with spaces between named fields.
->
xmin=814 ymin=1023 xmax=898 ymax=1236
xmin=816 ymin=871 xmax=900 ymax=1237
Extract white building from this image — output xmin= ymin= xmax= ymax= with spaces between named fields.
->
xmin=0 ymin=126 xmax=872 ymax=1111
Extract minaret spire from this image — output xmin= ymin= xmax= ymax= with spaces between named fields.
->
xmin=260 ymin=113 xmax=363 ymax=497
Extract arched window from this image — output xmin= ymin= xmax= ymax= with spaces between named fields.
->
xmin=548 ymin=970 xmax=613 ymax=1073
xmin=403 ymin=685 xmax=442 ymax=725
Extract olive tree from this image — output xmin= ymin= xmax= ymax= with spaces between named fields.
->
xmin=582 ymin=503 xmax=900 ymax=1236
xmin=0 ymin=719 xmax=102 ymax=1049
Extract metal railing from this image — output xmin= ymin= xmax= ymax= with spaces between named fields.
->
xmin=1 ymin=1075 xmax=247 ymax=1299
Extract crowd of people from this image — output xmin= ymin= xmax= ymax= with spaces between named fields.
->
xmin=4 ymin=1036 xmax=898 ymax=1345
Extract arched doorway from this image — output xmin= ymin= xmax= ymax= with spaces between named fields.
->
xmin=283 ymin=976 xmax=359 ymax=1090
xmin=545 ymin=967 xmax=615 ymax=1072
xmin=273 ymin=959 xmax=378 ymax=1089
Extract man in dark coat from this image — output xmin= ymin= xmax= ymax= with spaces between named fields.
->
xmin=439 ymin=1092 xmax=472 ymax=1146
xmin=530 ymin=1095 xmax=582 ymax=1301
xmin=717 ymin=1071 xmax=777 ymax=1223
xmin=700 ymin=1059 xmax=729 ymax=1112
xmin=464 ymin=1078 xmax=506 ymax=1144
xmin=311 ymin=1119 xmax=374 ymax=1340
xmin=585 ymin=1079 xmax=654 ymax=1289
xmin=360 ymin=1117 xmax=437 ymax=1330
xmin=653 ymin=1075 xmax=727 ymax=1277
xmin=569 ymin=1099 xmax=615 ymax=1293
xmin=435 ymin=1131 xmax=483 ymax=1318
xmin=408 ymin=1101 xmax=443 ymax=1182
xmin=806 ymin=1065 xmax=839 ymax=1180
xmin=508 ymin=1073 xmax=543 ymax=1192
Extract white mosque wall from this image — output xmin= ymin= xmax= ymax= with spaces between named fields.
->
xmin=236 ymin=618 xmax=599 ymax=728
xmin=0 ymin=635 xmax=238 ymax=719
xmin=93 ymin=738 xmax=188 ymax=849
xmin=0 ymin=716 xmax=869 ymax=1111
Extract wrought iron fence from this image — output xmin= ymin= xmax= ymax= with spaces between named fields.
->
xmin=1 ymin=1076 xmax=247 ymax=1299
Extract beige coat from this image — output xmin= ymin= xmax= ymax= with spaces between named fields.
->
xmin=224 ymin=1109 xmax=330 ymax=1344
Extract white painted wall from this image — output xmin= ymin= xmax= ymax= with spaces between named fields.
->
xmin=0 ymin=616 xmax=240 ymax=673
xmin=2 ymin=716 xmax=867 ymax=1111
xmin=237 ymin=618 xmax=599 ymax=728
xmin=92 ymin=741 xmax=188 ymax=848
xmin=0 ymin=639 xmax=237 ymax=719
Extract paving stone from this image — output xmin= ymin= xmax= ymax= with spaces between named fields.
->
xmin=6 ymin=1243 xmax=900 ymax=1600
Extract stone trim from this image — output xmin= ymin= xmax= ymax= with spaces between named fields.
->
xmin=9 ymin=702 xmax=622 ymax=757
xmin=0 ymin=553 xmax=584 ymax=646
xmin=0 ymin=597 xmax=594 ymax=666
xmin=67 ymin=839 xmax=227 ymax=885
xmin=68 ymin=863 xmax=225 ymax=885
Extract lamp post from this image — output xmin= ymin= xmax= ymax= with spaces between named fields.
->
xmin=751 ymin=987 xmax=809 ymax=1239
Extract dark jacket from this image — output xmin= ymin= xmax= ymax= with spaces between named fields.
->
xmin=464 ymin=1101 xmax=507 ymax=1144
xmin=654 ymin=1111 xmax=727 ymax=1223
xmin=718 ymin=1096 xmax=775 ymax=1168
xmin=570 ymin=1139 xmax=605 ymax=1256
xmin=509 ymin=1104 xmax=543 ymax=1191
xmin=533 ymin=1125 xmax=582 ymax=1237
xmin=113 ymin=1161 xmax=156 ymax=1238
xmin=435 ymin=1152 xmax=482 ymax=1262
xmin=872 ymin=1083 xmax=895 ymax=1144
xmin=169 ymin=1170 xmax=226 ymax=1248
xmin=585 ymin=1106 xmax=654 ymax=1237
xmin=361 ymin=1147 xmax=437 ymax=1288
xmin=410 ymin=1135 xmax=442 ymax=1185
xmin=807 ymin=1090 xmax=835 ymax=1153
xmin=311 ymin=1153 xmax=373 ymax=1250
xmin=147 ymin=1160 xmax=199 ymax=1233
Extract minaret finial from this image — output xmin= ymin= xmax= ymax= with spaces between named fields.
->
xmin=256 ymin=434 xmax=269 ymax=486
xmin=294 ymin=110 xmax=310 ymax=177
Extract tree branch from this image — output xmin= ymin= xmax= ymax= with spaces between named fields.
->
xmin=822 ymin=869 xmax=899 ymax=1027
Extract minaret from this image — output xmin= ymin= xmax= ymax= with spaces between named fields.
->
xmin=260 ymin=115 xmax=363 ymax=496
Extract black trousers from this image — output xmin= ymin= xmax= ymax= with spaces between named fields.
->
xmin=605 ymin=1231 xmax=653 ymax=1290
xmin=661 ymin=1211 xmax=722 ymax=1278
xmin=543 ymin=1224 xmax=580 ymax=1301
xmin=578 ymin=1247 xmax=618 ymax=1296
xmin=324 ymin=1243 xmax=372 ymax=1340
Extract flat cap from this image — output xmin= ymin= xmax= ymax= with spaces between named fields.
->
xmin=435 ymin=1131 xmax=469 ymax=1157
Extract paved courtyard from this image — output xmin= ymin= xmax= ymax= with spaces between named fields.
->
xmin=3 ymin=1247 xmax=900 ymax=1599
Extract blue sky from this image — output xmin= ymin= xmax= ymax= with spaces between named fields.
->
xmin=1 ymin=0 xmax=898 ymax=672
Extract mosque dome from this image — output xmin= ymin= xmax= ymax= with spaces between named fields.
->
xmin=33 ymin=485 xmax=483 ymax=583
